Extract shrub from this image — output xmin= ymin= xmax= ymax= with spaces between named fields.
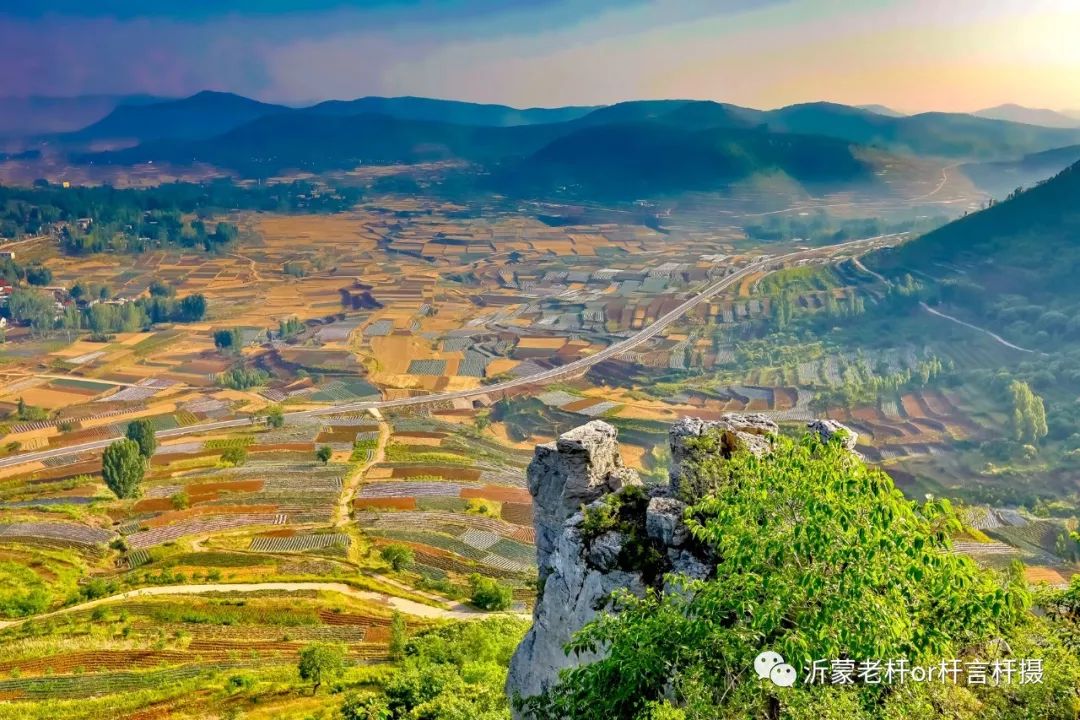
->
xmin=468 ymin=574 xmax=512 ymax=611
xmin=220 ymin=446 xmax=248 ymax=466
xmin=380 ymin=544 xmax=414 ymax=572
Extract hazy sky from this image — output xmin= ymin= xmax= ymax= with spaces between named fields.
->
xmin=3 ymin=0 xmax=1079 ymax=112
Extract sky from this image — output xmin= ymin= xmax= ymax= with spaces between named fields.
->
xmin=2 ymin=0 xmax=1079 ymax=112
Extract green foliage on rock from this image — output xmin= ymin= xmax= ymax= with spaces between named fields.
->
xmin=523 ymin=431 xmax=1079 ymax=719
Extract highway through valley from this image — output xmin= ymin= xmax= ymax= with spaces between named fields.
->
xmin=0 ymin=234 xmax=899 ymax=470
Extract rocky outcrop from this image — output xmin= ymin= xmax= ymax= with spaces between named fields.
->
xmin=507 ymin=415 xmax=856 ymax=715
xmin=527 ymin=421 xmax=641 ymax=583
xmin=807 ymin=418 xmax=860 ymax=451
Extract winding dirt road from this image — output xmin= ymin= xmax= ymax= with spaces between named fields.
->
xmin=0 ymin=581 xmax=526 ymax=632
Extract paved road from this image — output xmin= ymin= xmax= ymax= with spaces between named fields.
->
xmin=0 ymin=582 xmax=526 ymax=632
xmin=0 ymin=235 xmax=894 ymax=470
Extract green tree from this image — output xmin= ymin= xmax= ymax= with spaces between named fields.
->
xmin=25 ymin=265 xmax=52 ymax=286
xmin=125 ymin=418 xmax=157 ymax=459
xmin=297 ymin=642 xmax=346 ymax=693
xmin=469 ymin=574 xmax=512 ymax=611
xmin=7 ymin=288 xmax=55 ymax=335
xmin=213 ymin=327 xmax=241 ymax=352
xmin=265 ymin=405 xmax=285 ymax=428
xmin=389 ymin=611 xmax=407 ymax=660
xmin=380 ymin=544 xmax=414 ymax=572
xmin=1008 ymin=379 xmax=1049 ymax=445
xmin=524 ymin=431 xmax=1058 ymax=720
xmin=102 ymin=439 xmax=146 ymax=499
xmin=220 ymin=446 xmax=248 ymax=466
xmin=178 ymin=293 xmax=207 ymax=321
xmin=316 ymin=445 xmax=333 ymax=465
xmin=278 ymin=316 xmax=304 ymax=339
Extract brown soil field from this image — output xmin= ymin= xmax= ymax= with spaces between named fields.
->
xmin=250 ymin=443 xmax=316 ymax=453
xmin=389 ymin=466 xmax=481 ymax=481
xmin=354 ymin=497 xmax=417 ymax=511
xmin=187 ymin=479 xmax=265 ymax=494
xmin=141 ymin=504 xmax=279 ymax=528
xmin=461 ymin=485 xmax=531 ymax=503
xmin=500 ymin=502 xmax=533 ymax=525
xmin=256 ymin=528 xmax=298 ymax=538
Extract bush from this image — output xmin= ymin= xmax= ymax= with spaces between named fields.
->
xmin=171 ymin=491 xmax=190 ymax=510
xmin=468 ymin=574 xmax=512 ymax=611
xmin=380 ymin=544 xmax=414 ymax=572
xmin=523 ymin=432 xmax=1077 ymax=720
xmin=217 ymin=367 xmax=269 ymax=390
xmin=220 ymin=447 xmax=248 ymax=466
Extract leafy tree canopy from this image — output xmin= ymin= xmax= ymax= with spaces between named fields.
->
xmin=102 ymin=438 xmax=146 ymax=499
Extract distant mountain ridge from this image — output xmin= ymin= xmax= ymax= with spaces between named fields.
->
xmin=972 ymin=104 xmax=1080 ymax=129
xmin=305 ymin=96 xmax=598 ymax=127
xmin=66 ymin=91 xmax=290 ymax=143
xmin=961 ymin=144 xmax=1080 ymax=199
xmin=0 ymin=94 xmax=171 ymax=137
xmin=857 ymin=104 xmax=907 ymax=117
xmin=66 ymin=93 xmax=1080 ymax=200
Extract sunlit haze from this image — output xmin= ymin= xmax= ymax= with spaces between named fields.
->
xmin=2 ymin=0 xmax=1078 ymax=112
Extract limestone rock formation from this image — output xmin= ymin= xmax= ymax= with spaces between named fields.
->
xmin=807 ymin=418 xmax=860 ymax=450
xmin=507 ymin=413 xmax=842 ymax=715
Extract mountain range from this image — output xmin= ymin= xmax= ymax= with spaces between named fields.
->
xmin=1 ymin=92 xmax=1068 ymax=200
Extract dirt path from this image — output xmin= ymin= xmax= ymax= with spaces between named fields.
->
xmin=0 ymin=581 xmax=524 ymax=632
xmin=334 ymin=409 xmax=388 ymax=527
xmin=919 ymin=302 xmax=1041 ymax=354
xmin=229 ymin=251 xmax=265 ymax=282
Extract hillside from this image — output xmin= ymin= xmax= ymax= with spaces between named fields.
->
xmin=869 ymin=160 xmax=1080 ymax=347
xmin=66 ymin=91 xmax=289 ymax=143
xmin=505 ymin=121 xmax=871 ymax=198
xmin=764 ymin=103 xmax=1080 ymax=158
xmin=72 ymin=96 xmax=1080 ymax=184
xmin=961 ymin=144 xmax=1080 ymax=198
xmin=86 ymin=111 xmax=572 ymax=175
